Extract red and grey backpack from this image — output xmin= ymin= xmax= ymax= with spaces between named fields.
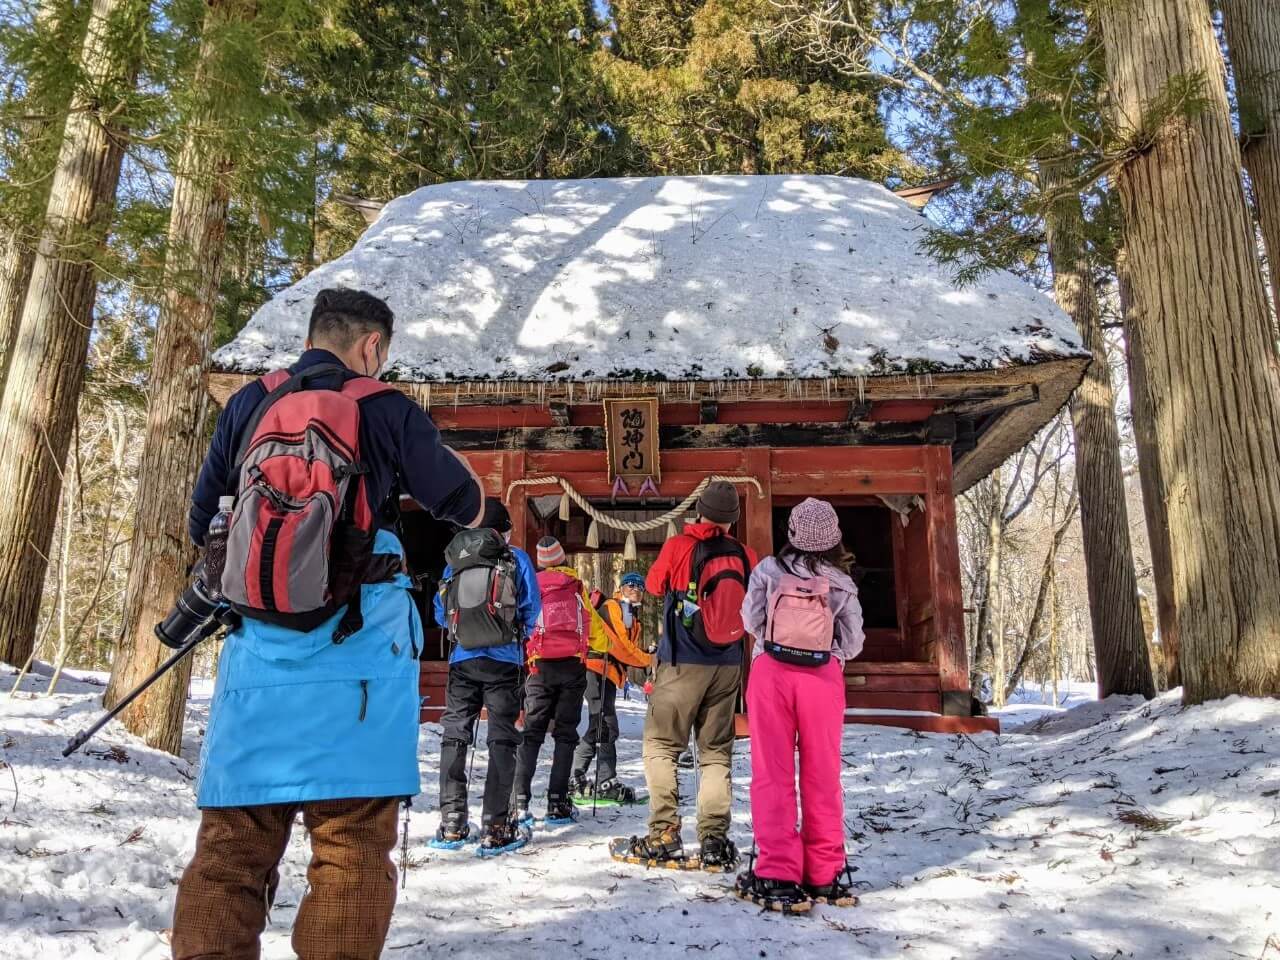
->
xmin=681 ymin=534 xmax=752 ymax=648
xmin=220 ymin=364 xmax=395 ymax=639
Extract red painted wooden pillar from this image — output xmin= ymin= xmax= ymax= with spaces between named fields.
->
xmin=922 ymin=445 xmax=969 ymax=714
xmin=501 ymin=451 xmax=530 ymax=551
xmin=741 ymin=447 xmax=774 ymax=559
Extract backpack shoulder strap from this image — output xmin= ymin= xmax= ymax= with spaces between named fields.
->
xmin=232 ymin=363 xmax=351 ymax=470
xmin=340 ymin=376 xmax=397 ymax=403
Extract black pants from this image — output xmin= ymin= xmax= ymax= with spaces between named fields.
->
xmin=439 ymin=657 xmax=522 ymax=826
xmin=512 ymin=658 xmax=588 ymax=805
xmin=573 ymin=670 xmax=620 ymax=783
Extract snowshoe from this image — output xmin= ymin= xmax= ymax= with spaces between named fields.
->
xmin=428 ymin=817 xmax=475 ymax=851
xmin=477 ymin=819 xmax=531 ymax=858
xmin=677 ymin=749 xmax=695 ymax=769
xmin=511 ymin=803 xmax=534 ymax=828
xmin=572 ymin=779 xmax=646 ymax=808
xmin=698 ymin=835 xmax=740 ymax=873
xmin=735 ymin=870 xmax=813 ymax=915
xmin=569 ymin=773 xmax=590 ymax=798
xmin=608 ymin=831 xmax=699 ymax=870
xmin=545 ymin=799 xmax=579 ymax=826
xmin=803 ymin=864 xmax=860 ymax=907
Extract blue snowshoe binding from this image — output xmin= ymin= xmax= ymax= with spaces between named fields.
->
xmin=544 ymin=799 xmax=579 ymax=826
xmin=428 ymin=816 xmax=476 ymax=851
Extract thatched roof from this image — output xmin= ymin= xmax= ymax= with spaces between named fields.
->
xmin=211 ymin=175 xmax=1089 ymax=489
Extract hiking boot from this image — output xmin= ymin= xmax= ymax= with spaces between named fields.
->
xmin=596 ymin=779 xmax=636 ymax=803
xmin=510 ymin=803 xmax=533 ymax=827
xmin=698 ymin=835 xmax=739 ymax=870
xmin=480 ymin=818 xmax=524 ymax=852
xmin=546 ymin=799 xmax=578 ymax=823
xmin=735 ymin=870 xmax=812 ymax=914
xmin=569 ymin=773 xmax=590 ymax=798
xmin=628 ymin=828 xmax=684 ymax=861
xmin=803 ymin=865 xmax=860 ymax=907
xmin=434 ymin=815 xmax=470 ymax=845
xmin=677 ymin=749 xmax=695 ymax=769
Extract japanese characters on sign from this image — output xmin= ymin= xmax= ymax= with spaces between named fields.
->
xmin=603 ymin=398 xmax=661 ymax=483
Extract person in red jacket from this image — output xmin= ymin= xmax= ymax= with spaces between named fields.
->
xmin=628 ymin=481 xmax=757 ymax=869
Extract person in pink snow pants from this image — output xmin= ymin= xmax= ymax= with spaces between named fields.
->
xmin=737 ymin=497 xmax=864 ymax=913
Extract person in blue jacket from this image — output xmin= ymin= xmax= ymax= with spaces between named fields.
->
xmin=432 ymin=498 xmax=541 ymax=852
xmin=172 ymin=288 xmax=483 ymax=960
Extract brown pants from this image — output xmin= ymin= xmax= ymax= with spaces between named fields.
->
xmin=172 ymin=797 xmax=400 ymax=960
xmin=642 ymin=661 xmax=740 ymax=841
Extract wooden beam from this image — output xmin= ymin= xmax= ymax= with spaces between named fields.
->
xmin=892 ymin=178 xmax=959 ymax=210
xmin=922 ymin=445 xmax=969 ymax=697
xmin=439 ymin=420 xmax=937 ymax=451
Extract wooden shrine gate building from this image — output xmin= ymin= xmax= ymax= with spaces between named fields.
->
xmin=211 ymin=175 xmax=1089 ymax=734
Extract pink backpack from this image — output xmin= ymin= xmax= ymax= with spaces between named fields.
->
xmin=764 ymin=570 xmax=835 ymax=667
xmin=530 ymin=570 xmax=587 ymax=661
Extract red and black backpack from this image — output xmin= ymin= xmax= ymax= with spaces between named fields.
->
xmin=682 ymin=534 xmax=752 ymax=648
xmin=220 ymin=364 xmax=396 ymax=639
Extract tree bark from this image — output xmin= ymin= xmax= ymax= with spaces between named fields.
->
xmin=0 ymin=0 xmax=146 ymax=667
xmin=0 ymin=0 xmax=77 ymax=397
xmin=1040 ymin=162 xmax=1155 ymax=700
xmin=1117 ymin=248 xmax=1180 ymax=688
xmin=103 ymin=0 xmax=250 ymax=754
xmin=1221 ymin=0 xmax=1280 ymax=344
xmin=1096 ymin=0 xmax=1280 ymax=703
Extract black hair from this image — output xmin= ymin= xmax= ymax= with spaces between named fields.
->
xmin=481 ymin=497 xmax=512 ymax=533
xmin=308 ymin=288 xmax=394 ymax=351
xmin=777 ymin=541 xmax=855 ymax=576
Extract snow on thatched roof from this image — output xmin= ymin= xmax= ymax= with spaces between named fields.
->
xmin=215 ymin=175 xmax=1086 ymax=384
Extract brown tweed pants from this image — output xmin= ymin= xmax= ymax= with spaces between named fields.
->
xmin=172 ymin=797 xmax=400 ymax=960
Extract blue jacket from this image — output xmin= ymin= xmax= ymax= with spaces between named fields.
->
xmin=198 ymin=531 xmax=424 ymax=807
xmin=190 ymin=352 xmax=482 ymax=807
xmin=434 ymin=546 xmax=541 ymax=667
xmin=190 ymin=348 xmax=481 ymax=545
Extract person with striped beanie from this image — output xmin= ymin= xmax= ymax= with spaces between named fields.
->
xmin=510 ymin=537 xmax=609 ymax=826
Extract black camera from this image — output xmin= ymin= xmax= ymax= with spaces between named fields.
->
xmin=154 ymin=568 xmax=239 ymax=650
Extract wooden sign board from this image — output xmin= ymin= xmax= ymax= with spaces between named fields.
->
xmin=603 ymin=398 xmax=661 ymax=482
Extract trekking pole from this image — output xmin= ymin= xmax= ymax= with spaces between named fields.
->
xmin=62 ymin=617 xmax=221 ymax=758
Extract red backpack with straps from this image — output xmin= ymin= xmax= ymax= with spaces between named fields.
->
xmin=220 ymin=364 xmax=395 ymax=637
xmin=529 ymin=569 xmax=587 ymax=661
xmin=683 ymin=534 xmax=752 ymax=647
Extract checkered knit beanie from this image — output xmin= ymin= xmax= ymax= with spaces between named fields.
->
xmin=787 ymin=498 xmax=842 ymax=552
xmin=536 ymin=536 xmax=566 ymax=568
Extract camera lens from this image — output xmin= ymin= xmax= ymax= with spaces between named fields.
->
xmin=155 ymin=578 xmax=221 ymax=649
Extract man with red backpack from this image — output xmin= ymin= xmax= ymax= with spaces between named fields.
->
xmin=173 ymin=289 xmax=483 ymax=960
xmin=620 ymin=481 xmax=756 ymax=870
xmin=510 ymin=536 xmax=609 ymax=826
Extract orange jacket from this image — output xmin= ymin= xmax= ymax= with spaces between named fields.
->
xmin=589 ymin=596 xmax=652 ymax=686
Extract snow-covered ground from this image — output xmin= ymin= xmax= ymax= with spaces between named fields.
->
xmin=993 ymin=679 xmax=1101 ymax=728
xmin=2 ymin=665 xmax=1277 ymax=960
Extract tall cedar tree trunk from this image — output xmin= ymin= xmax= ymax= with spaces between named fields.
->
xmin=103 ymin=0 xmax=250 ymax=753
xmin=1221 ymin=0 xmax=1280 ymax=342
xmin=1118 ymin=249 xmax=1180 ymax=688
xmin=1040 ymin=163 xmax=1156 ymax=699
xmin=0 ymin=0 xmax=146 ymax=667
xmin=1097 ymin=0 xmax=1280 ymax=703
xmin=0 ymin=0 xmax=76 ymax=397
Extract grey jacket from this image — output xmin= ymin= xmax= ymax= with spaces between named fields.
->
xmin=740 ymin=555 xmax=865 ymax=662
